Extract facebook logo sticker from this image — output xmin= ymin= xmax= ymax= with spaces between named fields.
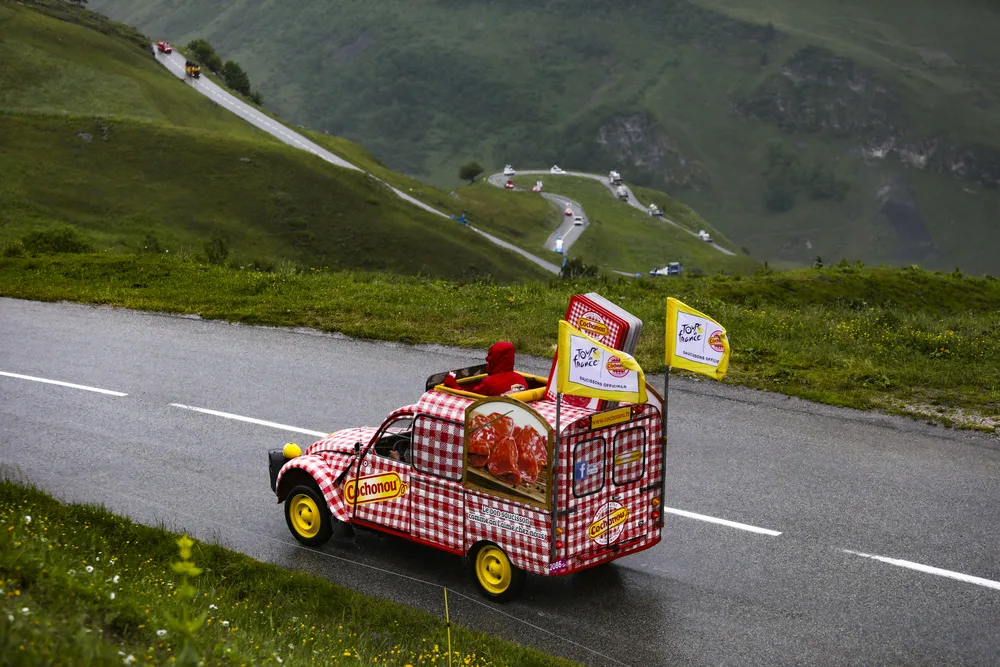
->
xmin=574 ymin=461 xmax=588 ymax=480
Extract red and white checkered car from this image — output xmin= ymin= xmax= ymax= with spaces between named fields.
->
xmin=268 ymin=367 xmax=665 ymax=601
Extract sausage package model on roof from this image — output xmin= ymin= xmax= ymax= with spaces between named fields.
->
xmin=543 ymin=293 xmax=643 ymax=410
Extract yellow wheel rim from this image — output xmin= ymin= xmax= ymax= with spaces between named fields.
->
xmin=289 ymin=494 xmax=321 ymax=539
xmin=475 ymin=546 xmax=512 ymax=595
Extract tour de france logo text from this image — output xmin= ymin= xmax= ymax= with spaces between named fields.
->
xmin=678 ymin=322 xmax=704 ymax=343
xmin=573 ymin=345 xmax=601 ymax=368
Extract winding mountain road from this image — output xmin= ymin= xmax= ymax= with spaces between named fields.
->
xmin=490 ymin=169 xmax=737 ymax=258
xmin=152 ymin=47 xmax=560 ymax=275
xmin=3 ymin=298 xmax=999 ymax=666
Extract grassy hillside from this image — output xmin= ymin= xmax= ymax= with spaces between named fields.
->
xmin=0 ymin=0 xmax=550 ymax=282
xmin=89 ymin=0 xmax=1000 ymax=275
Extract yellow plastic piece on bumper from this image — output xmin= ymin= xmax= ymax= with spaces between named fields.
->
xmin=283 ymin=443 xmax=302 ymax=459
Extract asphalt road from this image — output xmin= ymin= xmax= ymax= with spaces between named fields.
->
xmin=2 ymin=298 xmax=999 ymax=666
xmin=152 ymin=48 xmax=560 ymax=276
xmin=486 ymin=174 xmax=589 ymax=253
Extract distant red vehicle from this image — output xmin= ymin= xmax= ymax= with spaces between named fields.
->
xmin=156 ymin=41 xmax=173 ymax=54
xmin=504 ymin=179 xmax=515 ymax=189
xmin=564 ymin=206 xmax=573 ymax=216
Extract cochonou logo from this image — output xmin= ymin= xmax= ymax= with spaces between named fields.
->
xmin=605 ymin=355 xmax=628 ymax=378
xmin=344 ymin=472 xmax=407 ymax=506
xmin=678 ymin=322 xmax=704 ymax=343
xmin=708 ymin=330 xmax=725 ymax=353
xmin=577 ymin=312 xmax=610 ymax=338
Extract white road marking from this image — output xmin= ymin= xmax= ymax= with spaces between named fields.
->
xmin=665 ymin=507 xmax=782 ymax=536
xmin=169 ymin=403 xmax=328 ymax=437
xmin=843 ymin=550 xmax=1000 ymax=591
xmin=0 ymin=371 xmax=127 ymax=397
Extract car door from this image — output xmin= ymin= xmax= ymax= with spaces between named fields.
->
xmin=349 ymin=414 xmax=413 ymax=535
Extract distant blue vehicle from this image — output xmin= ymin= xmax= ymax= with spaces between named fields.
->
xmin=451 ymin=211 xmax=469 ymax=225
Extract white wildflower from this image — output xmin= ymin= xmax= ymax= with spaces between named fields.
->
xmin=276 ymin=656 xmax=283 ymax=664
xmin=110 ymin=592 xmax=116 ymax=600
xmin=85 ymin=566 xmax=94 ymax=573
xmin=112 ymin=575 xmax=120 ymax=584
xmin=156 ymin=629 xmax=167 ymax=637
xmin=24 ymin=516 xmax=31 ymax=524
xmin=21 ymin=607 xmax=29 ymax=614
xmin=123 ymin=655 xmax=136 ymax=665
xmin=222 ymin=620 xmax=229 ymax=627
xmin=209 ymin=604 xmax=217 ymax=610
xmin=7 ymin=614 xmax=13 ymax=622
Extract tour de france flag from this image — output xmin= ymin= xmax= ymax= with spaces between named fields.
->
xmin=665 ymin=297 xmax=730 ymax=381
xmin=557 ymin=320 xmax=647 ymax=403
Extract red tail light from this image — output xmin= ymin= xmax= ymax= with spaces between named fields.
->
xmin=555 ymin=540 xmax=564 ymax=550
xmin=652 ymin=509 xmax=660 ymax=520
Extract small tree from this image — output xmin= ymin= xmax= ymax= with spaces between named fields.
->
xmin=187 ymin=38 xmax=222 ymax=73
xmin=459 ymin=161 xmax=484 ymax=184
xmin=221 ymin=60 xmax=252 ymax=96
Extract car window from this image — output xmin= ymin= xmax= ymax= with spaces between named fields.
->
xmin=612 ymin=427 xmax=646 ymax=485
xmin=412 ymin=415 xmax=464 ymax=481
xmin=572 ymin=437 xmax=606 ymax=498
xmin=373 ymin=416 xmax=413 ymax=462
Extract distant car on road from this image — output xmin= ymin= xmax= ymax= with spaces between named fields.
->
xmin=615 ymin=185 xmax=629 ymax=201
xmin=609 ymin=170 xmax=623 ymax=185
xmin=184 ymin=61 xmax=201 ymax=79
xmin=650 ymin=262 xmax=682 ymax=276
xmin=531 ymin=180 xmax=543 ymax=192
xmin=563 ymin=206 xmax=573 ymax=216
xmin=503 ymin=164 xmax=516 ymax=176
xmin=573 ymin=215 xmax=584 ymax=226
xmin=550 ymin=165 xmax=565 ymax=174
xmin=156 ymin=41 xmax=172 ymax=54
xmin=697 ymin=230 xmax=713 ymax=242
xmin=504 ymin=179 xmax=515 ymax=189
xmin=648 ymin=203 xmax=663 ymax=217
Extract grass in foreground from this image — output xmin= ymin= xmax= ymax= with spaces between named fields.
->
xmin=0 ymin=479 xmax=574 ymax=666
xmin=1 ymin=253 xmax=998 ymax=431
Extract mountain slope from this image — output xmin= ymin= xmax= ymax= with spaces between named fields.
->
xmin=0 ymin=0 xmax=551 ymax=282
xmin=89 ymin=0 xmax=1000 ymax=275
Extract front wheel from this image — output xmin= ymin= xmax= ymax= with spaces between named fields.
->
xmin=284 ymin=482 xmax=333 ymax=546
xmin=469 ymin=542 xmax=523 ymax=602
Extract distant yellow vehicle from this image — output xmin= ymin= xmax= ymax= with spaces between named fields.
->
xmin=184 ymin=60 xmax=201 ymax=79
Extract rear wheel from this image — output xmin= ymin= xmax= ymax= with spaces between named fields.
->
xmin=284 ymin=482 xmax=333 ymax=546
xmin=469 ymin=542 xmax=523 ymax=602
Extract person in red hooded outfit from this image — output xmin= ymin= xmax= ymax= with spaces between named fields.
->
xmin=443 ymin=341 xmax=528 ymax=396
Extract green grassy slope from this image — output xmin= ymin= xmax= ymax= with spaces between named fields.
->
xmin=0 ymin=0 xmax=551 ymax=282
xmin=88 ymin=0 xmax=1000 ymax=275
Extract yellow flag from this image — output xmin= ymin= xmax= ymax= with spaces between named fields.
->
xmin=557 ymin=320 xmax=647 ymax=403
xmin=665 ymin=297 xmax=730 ymax=380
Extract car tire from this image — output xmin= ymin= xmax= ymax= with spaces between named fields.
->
xmin=468 ymin=542 xmax=524 ymax=602
xmin=284 ymin=481 xmax=334 ymax=546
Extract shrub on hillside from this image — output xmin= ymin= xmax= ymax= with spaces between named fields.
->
xmin=20 ymin=227 xmax=93 ymax=254
xmin=187 ymin=38 xmax=223 ymax=73
xmin=203 ymin=233 xmax=229 ymax=265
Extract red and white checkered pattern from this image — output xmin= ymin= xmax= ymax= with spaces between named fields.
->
xmin=351 ymin=455 xmax=410 ymax=533
xmin=611 ymin=425 xmax=646 ymax=486
xmin=410 ymin=477 xmax=464 ymax=552
xmin=412 ymin=415 xmax=464 ymax=481
xmin=415 ymin=390 xmax=473 ymax=422
xmin=531 ymin=399 xmax=593 ymax=435
xmin=557 ymin=410 xmax=663 ymax=566
xmin=464 ymin=492 xmax=550 ymax=575
xmin=304 ymin=427 xmax=378 ymax=456
xmin=275 ymin=454 xmax=353 ymax=523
